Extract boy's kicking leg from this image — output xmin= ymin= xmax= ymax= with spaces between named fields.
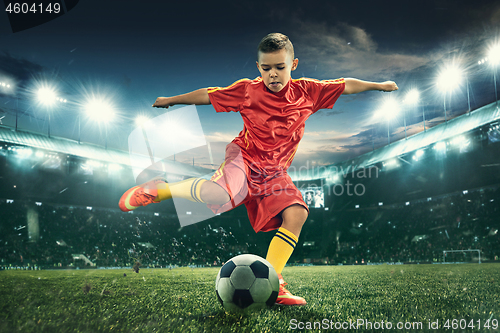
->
xmin=120 ymin=143 xmax=243 ymax=212
xmin=119 ymin=177 xmax=230 ymax=212
xmin=266 ymin=204 xmax=308 ymax=306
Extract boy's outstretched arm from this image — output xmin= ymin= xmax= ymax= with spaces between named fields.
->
xmin=342 ymin=78 xmax=398 ymax=95
xmin=152 ymin=88 xmax=210 ymax=108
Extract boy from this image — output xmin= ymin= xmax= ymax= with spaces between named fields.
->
xmin=119 ymin=33 xmax=398 ymax=305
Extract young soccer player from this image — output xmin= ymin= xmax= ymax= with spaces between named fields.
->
xmin=119 ymin=33 xmax=398 ymax=305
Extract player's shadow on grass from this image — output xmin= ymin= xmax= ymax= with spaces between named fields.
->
xmin=189 ymin=305 xmax=330 ymax=327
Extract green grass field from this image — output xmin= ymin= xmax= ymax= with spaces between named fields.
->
xmin=1 ymin=264 xmax=499 ymax=332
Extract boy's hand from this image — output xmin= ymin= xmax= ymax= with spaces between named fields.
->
xmin=152 ymin=97 xmax=174 ymax=108
xmin=379 ymin=81 xmax=399 ymax=92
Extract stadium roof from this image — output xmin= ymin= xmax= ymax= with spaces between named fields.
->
xmin=0 ymin=125 xmax=212 ymax=179
xmin=290 ymin=101 xmax=500 ymax=181
xmin=1 ymin=101 xmax=499 ymax=182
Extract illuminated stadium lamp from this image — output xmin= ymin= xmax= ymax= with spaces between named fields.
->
xmin=413 ymin=149 xmax=425 ymax=161
xmin=18 ymin=148 xmax=33 ymax=158
xmin=377 ymin=97 xmax=400 ymax=144
xmin=85 ymin=98 xmax=114 ymax=122
xmin=404 ymin=90 xmax=422 ymax=134
xmin=403 ymin=89 xmax=420 ymax=138
xmin=404 ymin=89 xmax=419 ymax=105
xmin=487 ymin=42 xmax=500 ymax=108
xmin=383 ymin=158 xmax=400 ymax=170
xmin=437 ymin=64 xmax=463 ymax=122
xmin=488 ymin=43 xmax=500 ymax=66
xmin=135 ymin=115 xmax=150 ymax=127
xmin=84 ymin=98 xmax=115 ymax=149
xmin=37 ymin=86 xmax=58 ymax=137
xmin=434 ymin=141 xmax=447 ymax=151
xmin=37 ymin=87 xmax=57 ymax=106
xmin=437 ymin=65 xmax=462 ymax=92
xmin=378 ymin=98 xmax=399 ymax=120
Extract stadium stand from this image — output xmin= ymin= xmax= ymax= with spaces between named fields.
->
xmin=0 ymin=102 xmax=499 ymax=269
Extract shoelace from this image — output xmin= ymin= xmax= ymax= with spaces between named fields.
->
xmin=279 ymin=282 xmax=291 ymax=294
xmin=134 ymin=190 xmax=156 ymax=206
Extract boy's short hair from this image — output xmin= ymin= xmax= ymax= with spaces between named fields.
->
xmin=257 ymin=33 xmax=294 ymax=61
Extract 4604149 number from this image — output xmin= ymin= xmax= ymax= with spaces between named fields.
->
xmin=443 ymin=319 xmax=499 ymax=330
xmin=5 ymin=3 xmax=61 ymax=14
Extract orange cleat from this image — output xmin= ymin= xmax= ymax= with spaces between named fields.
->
xmin=118 ymin=178 xmax=165 ymax=212
xmin=275 ymin=274 xmax=307 ymax=306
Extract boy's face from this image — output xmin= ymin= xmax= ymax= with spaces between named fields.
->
xmin=256 ymin=49 xmax=298 ymax=93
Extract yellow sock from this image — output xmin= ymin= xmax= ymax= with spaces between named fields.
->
xmin=156 ymin=178 xmax=206 ymax=203
xmin=266 ymin=227 xmax=298 ymax=275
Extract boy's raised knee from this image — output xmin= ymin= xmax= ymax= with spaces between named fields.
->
xmin=200 ymin=180 xmax=230 ymax=205
xmin=281 ymin=204 xmax=308 ymax=237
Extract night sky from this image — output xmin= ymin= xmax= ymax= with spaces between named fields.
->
xmin=0 ymin=0 xmax=499 ymax=168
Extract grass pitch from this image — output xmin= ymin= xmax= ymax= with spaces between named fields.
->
xmin=1 ymin=264 xmax=499 ymax=332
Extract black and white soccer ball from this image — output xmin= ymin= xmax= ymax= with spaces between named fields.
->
xmin=215 ymin=254 xmax=279 ymax=312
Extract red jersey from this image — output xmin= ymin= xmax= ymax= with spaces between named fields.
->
xmin=207 ymin=77 xmax=345 ymax=174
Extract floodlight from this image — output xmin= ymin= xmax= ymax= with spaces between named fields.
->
xmin=377 ymin=98 xmax=399 ymax=120
xmin=437 ymin=64 xmax=463 ymax=92
xmin=434 ymin=141 xmax=447 ymax=151
xmin=488 ymin=43 xmax=500 ymax=66
xmin=383 ymin=159 xmax=400 ymax=169
xmin=135 ymin=115 xmax=149 ymax=127
xmin=413 ymin=149 xmax=425 ymax=161
xmin=404 ymin=89 xmax=420 ymax=105
xmin=85 ymin=98 xmax=115 ymax=122
xmin=37 ymin=87 xmax=57 ymax=106
xmin=0 ymin=81 xmax=12 ymax=89
xmin=18 ymin=148 xmax=32 ymax=158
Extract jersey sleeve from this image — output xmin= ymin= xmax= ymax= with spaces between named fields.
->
xmin=207 ymin=78 xmax=250 ymax=113
xmin=299 ymin=78 xmax=345 ymax=113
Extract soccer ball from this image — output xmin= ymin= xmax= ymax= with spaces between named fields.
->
xmin=215 ymin=254 xmax=279 ymax=312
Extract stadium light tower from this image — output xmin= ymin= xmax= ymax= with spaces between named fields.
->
xmin=377 ymin=97 xmax=400 ymax=144
xmin=37 ymin=86 xmax=58 ymax=138
xmin=403 ymin=89 xmax=420 ymax=138
xmin=85 ymin=98 xmax=115 ymax=149
xmin=437 ymin=64 xmax=463 ymax=122
xmin=487 ymin=42 xmax=500 ymax=109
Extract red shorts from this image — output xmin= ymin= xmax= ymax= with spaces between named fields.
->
xmin=207 ymin=143 xmax=308 ymax=233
